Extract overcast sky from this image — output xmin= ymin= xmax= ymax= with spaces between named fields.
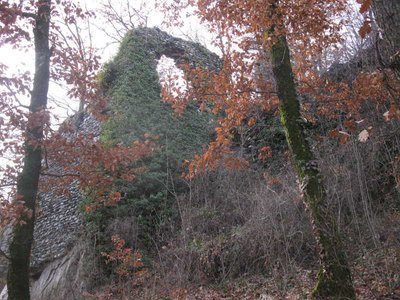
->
xmin=0 ymin=0 xmax=216 ymax=122
xmin=1 ymin=0 xmax=211 ymax=197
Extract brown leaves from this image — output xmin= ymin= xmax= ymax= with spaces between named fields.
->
xmin=328 ymin=129 xmax=351 ymax=145
xmin=357 ymin=0 xmax=373 ymax=38
xmin=344 ymin=120 xmax=357 ymax=133
xmin=357 ymin=0 xmax=373 ymax=14
xmin=0 ymin=200 xmax=32 ymax=227
xmin=328 ymin=128 xmax=339 ymax=139
xmin=339 ymin=132 xmax=350 ymax=145
xmin=247 ymin=117 xmax=256 ymax=126
xmin=159 ymin=0 xmax=352 ymax=178
xmin=359 ymin=19 xmax=372 ymax=39
xmin=329 ymin=125 xmax=373 ymax=145
xmin=41 ymin=129 xmax=154 ymax=213
xmin=101 ymin=235 xmax=147 ymax=278
xmin=0 ymin=1 xmax=31 ymax=44
xmin=383 ymin=106 xmax=400 ymax=121
xmin=258 ymin=146 xmax=272 ymax=161
xmin=1 ymin=0 xmax=108 ymax=214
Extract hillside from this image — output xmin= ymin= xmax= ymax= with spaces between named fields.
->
xmin=1 ymin=2 xmax=400 ymax=299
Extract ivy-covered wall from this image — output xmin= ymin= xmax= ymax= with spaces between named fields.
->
xmin=86 ymin=28 xmax=220 ymax=259
xmin=100 ymin=28 xmax=218 ymax=195
xmin=0 ymin=28 xmax=220 ymax=280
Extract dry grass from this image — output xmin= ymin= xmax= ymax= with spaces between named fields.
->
xmin=84 ymin=110 xmax=400 ymax=299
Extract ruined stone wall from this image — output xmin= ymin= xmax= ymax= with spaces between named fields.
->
xmin=32 ymin=113 xmax=101 ymax=271
xmin=1 ymin=27 xmax=219 ymax=281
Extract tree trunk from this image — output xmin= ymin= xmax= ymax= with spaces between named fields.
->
xmin=7 ymin=1 xmax=51 ymax=299
xmin=372 ymin=0 xmax=400 ymax=76
xmin=269 ymin=35 xmax=355 ymax=299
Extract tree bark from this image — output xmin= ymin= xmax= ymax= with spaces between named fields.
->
xmin=372 ymin=0 xmax=400 ymax=76
xmin=269 ymin=35 xmax=355 ymax=299
xmin=7 ymin=1 xmax=51 ymax=299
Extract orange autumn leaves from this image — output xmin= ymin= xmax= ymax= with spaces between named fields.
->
xmin=357 ymin=0 xmax=373 ymax=38
xmin=0 ymin=199 xmax=32 ymax=227
xmin=161 ymin=51 xmax=278 ymax=178
xmin=161 ymin=0 xmax=399 ymax=177
xmin=101 ymin=235 xmax=147 ymax=278
xmin=41 ymin=131 xmax=156 ymax=213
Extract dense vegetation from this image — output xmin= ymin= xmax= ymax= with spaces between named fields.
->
xmin=83 ymin=28 xmax=216 ymax=279
xmin=1 ymin=1 xmax=399 ymax=299
xmin=82 ymin=27 xmax=400 ymax=299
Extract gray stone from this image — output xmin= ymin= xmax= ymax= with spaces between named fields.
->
xmin=0 ymin=27 xmax=220 ymax=298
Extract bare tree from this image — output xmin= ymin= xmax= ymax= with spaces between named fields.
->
xmin=98 ymin=0 xmax=149 ymax=43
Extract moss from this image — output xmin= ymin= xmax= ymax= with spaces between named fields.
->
xmin=97 ymin=62 xmax=118 ymax=93
xmin=98 ymin=28 xmax=215 ymax=194
xmin=87 ymin=28 xmax=218 ymax=272
xmin=311 ymin=259 xmax=355 ymax=299
xmin=269 ymin=35 xmax=355 ymax=299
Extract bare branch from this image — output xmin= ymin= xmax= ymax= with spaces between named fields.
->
xmin=0 ymin=249 xmax=10 ymax=260
xmin=40 ymin=172 xmax=80 ymax=178
xmin=18 ymin=11 xmax=36 ymax=19
xmin=3 ymin=83 xmax=30 ymax=109
xmin=0 ymin=183 xmax=17 ymax=188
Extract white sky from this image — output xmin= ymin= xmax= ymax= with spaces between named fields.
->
xmin=0 ymin=0 xmax=217 ymax=198
xmin=0 ymin=0 xmax=216 ymax=120
xmin=0 ymin=0 xmax=364 ymax=121
xmin=0 ymin=0 xmax=365 ymax=199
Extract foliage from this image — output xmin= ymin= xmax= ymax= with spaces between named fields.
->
xmin=100 ymin=28 xmax=214 ymax=161
xmin=0 ymin=2 xmax=153 ymax=298
xmin=2 ymin=0 xmax=400 ymax=299
xmin=101 ymin=235 xmax=147 ymax=278
xmin=156 ymin=0 xmax=398 ymax=298
xmin=83 ymin=28 xmax=216 ymax=268
xmin=82 ymin=190 xmax=178 ymax=289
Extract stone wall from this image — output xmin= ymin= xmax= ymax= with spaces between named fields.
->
xmin=29 ymin=27 xmax=219 ymax=272
xmin=32 ymin=113 xmax=101 ymax=272
xmin=0 ymin=113 xmax=101 ymax=275
xmin=0 ymin=27 xmax=220 ymax=298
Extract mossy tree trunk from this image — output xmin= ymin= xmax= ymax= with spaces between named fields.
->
xmin=372 ymin=0 xmax=400 ymax=77
xmin=268 ymin=35 xmax=355 ymax=299
xmin=7 ymin=1 xmax=51 ymax=299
